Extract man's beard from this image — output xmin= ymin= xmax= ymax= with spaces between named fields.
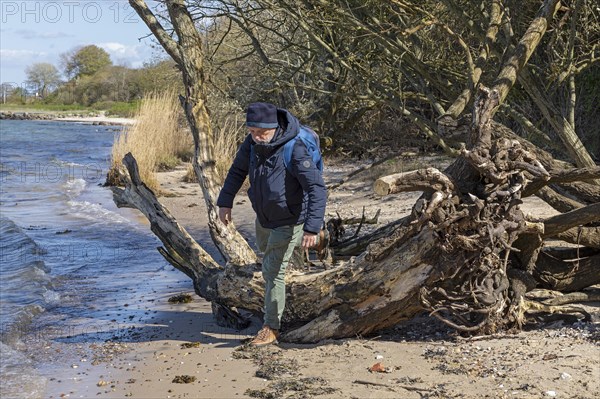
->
xmin=252 ymin=135 xmax=274 ymax=144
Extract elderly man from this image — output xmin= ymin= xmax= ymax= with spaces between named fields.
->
xmin=217 ymin=102 xmax=326 ymax=346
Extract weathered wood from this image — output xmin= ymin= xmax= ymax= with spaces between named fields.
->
xmin=534 ymin=186 xmax=583 ymax=213
xmin=542 ymin=289 xmax=600 ymax=306
xmin=115 ymin=153 xmax=443 ymax=341
xmin=555 ymin=226 xmax=600 ymax=249
xmin=523 ymin=166 xmax=600 ymax=197
xmin=534 ymin=248 xmax=600 ymax=292
xmin=543 ymin=202 xmax=600 ymax=237
xmin=491 ymin=0 xmax=560 ymax=106
xmin=494 ymin=125 xmax=597 ymax=205
xmin=112 ymin=153 xmax=221 ymax=283
xmin=558 ymin=181 xmax=600 ymax=204
xmin=373 ymin=168 xmax=455 ymax=196
xmin=513 ymin=233 xmax=544 ymax=273
xmin=283 ymin=229 xmax=441 ymax=342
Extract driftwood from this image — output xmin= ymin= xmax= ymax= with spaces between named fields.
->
xmin=119 ymin=0 xmax=600 ymax=342
xmin=541 ymin=289 xmax=600 ymax=306
xmin=326 ymin=208 xmax=381 ymax=249
xmin=114 ymin=85 xmax=599 ymax=340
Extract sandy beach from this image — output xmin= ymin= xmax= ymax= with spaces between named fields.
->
xmin=54 ymin=110 xmax=135 ymax=126
xmin=41 ymin=158 xmax=599 ymax=399
xmin=0 ymin=110 xmax=135 ymax=126
xmin=55 ymin=115 xmax=136 ymax=126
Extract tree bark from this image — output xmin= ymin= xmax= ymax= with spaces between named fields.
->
xmin=130 ymin=0 xmax=256 ymax=266
xmin=542 ymin=202 xmax=600 ymax=238
xmin=533 ymin=247 xmax=600 ymax=292
xmin=492 ymin=0 xmax=560 ymax=107
xmin=373 ymin=168 xmax=455 ymax=197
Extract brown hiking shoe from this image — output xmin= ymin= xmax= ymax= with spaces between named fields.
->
xmin=250 ymin=326 xmax=279 ymax=347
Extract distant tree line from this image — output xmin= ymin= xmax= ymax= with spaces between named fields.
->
xmin=2 ymin=45 xmax=182 ymax=116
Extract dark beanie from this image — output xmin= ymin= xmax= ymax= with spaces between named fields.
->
xmin=246 ymin=102 xmax=278 ymax=128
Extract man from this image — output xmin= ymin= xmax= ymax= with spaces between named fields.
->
xmin=217 ymin=102 xmax=326 ymax=346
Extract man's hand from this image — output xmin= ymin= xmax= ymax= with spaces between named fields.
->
xmin=219 ymin=207 xmax=232 ymax=226
xmin=301 ymin=232 xmax=317 ymax=249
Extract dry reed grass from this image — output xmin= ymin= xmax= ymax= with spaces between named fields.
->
xmin=109 ymin=90 xmax=191 ymax=192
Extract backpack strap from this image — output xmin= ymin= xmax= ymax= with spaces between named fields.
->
xmin=282 ymin=136 xmax=296 ymax=173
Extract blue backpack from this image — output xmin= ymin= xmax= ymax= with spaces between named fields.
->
xmin=283 ymin=126 xmax=323 ymax=173
xmin=250 ymin=126 xmax=323 ymax=173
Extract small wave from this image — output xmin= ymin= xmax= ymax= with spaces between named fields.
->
xmin=1 ymin=219 xmax=48 ymax=272
xmin=0 ymin=218 xmax=60 ymax=343
xmin=1 ymin=261 xmax=50 ymax=281
xmin=67 ymin=200 xmax=131 ymax=224
xmin=0 ymin=304 xmax=45 ymax=345
xmin=0 ymin=218 xmax=45 ymax=265
xmin=63 ymin=178 xmax=87 ymax=199
xmin=49 ymin=157 xmax=86 ymax=168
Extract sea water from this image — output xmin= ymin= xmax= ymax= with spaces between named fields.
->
xmin=0 ymin=120 xmax=187 ymax=397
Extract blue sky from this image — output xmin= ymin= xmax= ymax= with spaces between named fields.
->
xmin=1 ymin=0 xmax=165 ymax=86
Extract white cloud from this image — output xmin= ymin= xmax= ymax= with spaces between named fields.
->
xmin=98 ymin=42 xmax=150 ymax=68
xmin=0 ymin=49 xmax=48 ymax=61
xmin=100 ymin=42 xmax=135 ymax=54
xmin=15 ymin=29 xmax=74 ymax=39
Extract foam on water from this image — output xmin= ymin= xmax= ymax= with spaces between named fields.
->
xmin=63 ymin=178 xmax=87 ymax=199
xmin=49 ymin=157 xmax=87 ymax=168
xmin=66 ymin=200 xmax=132 ymax=224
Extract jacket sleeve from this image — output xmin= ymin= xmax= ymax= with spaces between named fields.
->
xmin=216 ymin=136 xmax=252 ymax=208
xmin=290 ymin=140 xmax=327 ymax=234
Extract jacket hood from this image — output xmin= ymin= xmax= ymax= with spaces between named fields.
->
xmin=253 ymin=108 xmax=300 ymax=157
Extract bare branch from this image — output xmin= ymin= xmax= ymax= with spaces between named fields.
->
xmin=543 ymin=202 xmax=600 ymax=237
xmin=113 ymin=153 xmax=222 ymax=276
xmin=492 ymin=0 xmax=561 ymax=106
xmin=129 ymin=0 xmax=182 ymax=65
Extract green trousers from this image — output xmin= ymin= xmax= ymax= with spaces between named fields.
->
xmin=255 ymin=219 xmax=304 ymax=330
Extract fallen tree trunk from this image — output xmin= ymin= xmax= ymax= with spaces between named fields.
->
xmin=114 ymin=153 xmax=443 ymax=341
xmin=120 ymin=0 xmax=599 ymax=342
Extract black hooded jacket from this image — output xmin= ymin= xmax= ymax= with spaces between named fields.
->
xmin=216 ymin=108 xmax=326 ymax=234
